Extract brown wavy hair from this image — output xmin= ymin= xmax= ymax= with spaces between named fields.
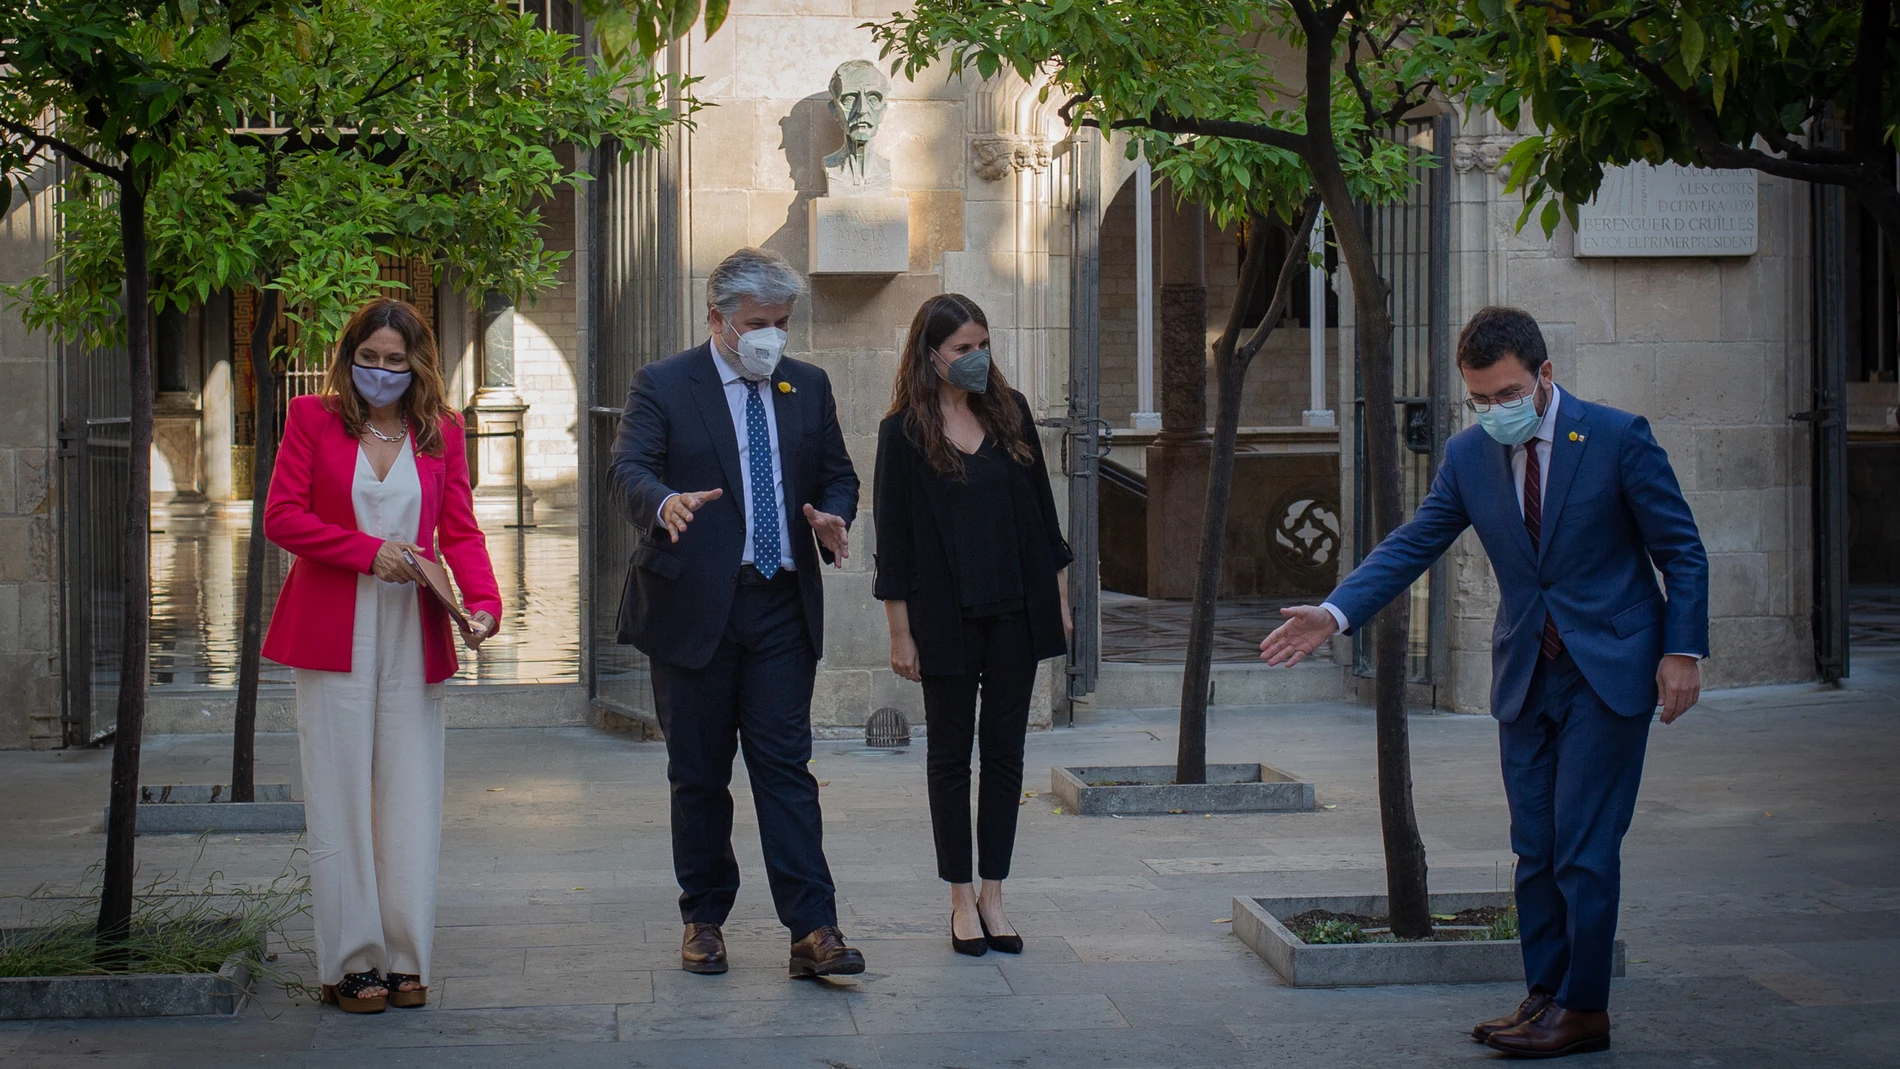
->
xmin=887 ymin=293 xmax=1034 ymax=478
xmin=321 ymin=297 xmax=456 ymax=456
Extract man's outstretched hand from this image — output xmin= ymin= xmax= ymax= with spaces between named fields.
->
xmin=1260 ymin=605 xmax=1339 ymax=667
xmin=660 ymin=489 xmax=722 ymax=543
xmin=803 ymin=503 xmax=849 ymax=566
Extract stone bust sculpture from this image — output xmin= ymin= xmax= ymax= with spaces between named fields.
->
xmin=822 ymin=59 xmax=894 ymax=195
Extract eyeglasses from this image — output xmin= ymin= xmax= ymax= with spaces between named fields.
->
xmin=1462 ymin=384 xmax=1535 ymax=413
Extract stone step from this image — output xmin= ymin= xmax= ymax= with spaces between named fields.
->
xmin=1093 ymin=660 xmax=1346 ymax=710
xmin=144 ymin=682 xmax=590 ymax=734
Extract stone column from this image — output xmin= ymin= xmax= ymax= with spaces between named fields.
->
xmin=153 ymin=304 xmax=208 ymax=511
xmin=466 ymin=289 xmax=535 ymax=524
xmin=1145 ymin=186 xmax=1210 ymax=598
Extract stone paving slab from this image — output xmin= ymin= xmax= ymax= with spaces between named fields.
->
xmin=2 ymin=652 xmax=1900 ymax=1065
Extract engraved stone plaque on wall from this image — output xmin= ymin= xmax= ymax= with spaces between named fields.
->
xmin=1574 ymin=162 xmax=1757 ymax=257
xmin=808 ymin=197 xmax=910 ymax=274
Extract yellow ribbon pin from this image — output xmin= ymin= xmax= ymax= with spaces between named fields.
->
xmin=1568 ymin=431 xmax=1584 ymax=442
xmin=777 ymin=380 xmax=794 ymax=394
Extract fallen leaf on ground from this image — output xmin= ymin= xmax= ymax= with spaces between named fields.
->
xmin=1321 ymin=803 xmax=1337 ymax=810
xmin=818 ymin=781 xmax=830 ymax=787
xmin=1213 ymin=918 xmax=1231 ymax=924
xmin=1051 ymin=807 xmax=1063 ymax=815
xmin=487 ymin=787 xmax=505 ymax=792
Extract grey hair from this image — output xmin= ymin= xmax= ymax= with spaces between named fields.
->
xmin=707 ymin=247 xmax=807 ymax=316
xmin=829 ymin=59 xmax=890 ymax=99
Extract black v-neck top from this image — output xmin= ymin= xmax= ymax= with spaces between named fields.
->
xmin=937 ymin=440 xmax=1025 ymax=616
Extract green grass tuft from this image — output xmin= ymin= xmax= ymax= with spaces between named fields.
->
xmin=0 ymin=838 xmax=312 ymax=993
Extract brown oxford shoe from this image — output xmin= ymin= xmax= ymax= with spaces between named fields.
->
xmin=1471 ymin=991 xmax=1554 ymax=1042
xmin=788 ymin=925 xmax=866 ymax=978
xmin=1484 ymin=1005 xmax=1611 ymax=1059
xmin=681 ymin=922 xmax=728 ymax=975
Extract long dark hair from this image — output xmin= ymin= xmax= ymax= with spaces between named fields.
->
xmin=887 ymin=293 xmax=1033 ymax=477
xmin=321 ymin=297 xmax=455 ymax=456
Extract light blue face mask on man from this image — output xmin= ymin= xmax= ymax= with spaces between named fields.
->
xmin=1475 ymin=380 xmax=1546 ymax=446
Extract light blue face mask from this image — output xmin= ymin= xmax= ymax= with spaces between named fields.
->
xmin=352 ymin=364 xmax=413 ymax=408
xmin=1473 ymin=378 xmax=1548 ymax=446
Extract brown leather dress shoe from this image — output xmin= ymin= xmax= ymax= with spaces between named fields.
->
xmin=788 ymin=925 xmax=866 ymax=978
xmin=681 ymin=922 xmax=728 ymax=975
xmin=1484 ymin=1006 xmax=1611 ymax=1058
xmin=1472 ymin=992 xmax=1554 ymax=1042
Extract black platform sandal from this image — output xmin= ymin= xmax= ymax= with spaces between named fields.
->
xmin=321 ymin=970 xmax=388 ymax=1013
xmin=385 ymin=972 xmax=428 ymax=1008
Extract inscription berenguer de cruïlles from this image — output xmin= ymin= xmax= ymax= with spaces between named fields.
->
xmin=1575 ymin=163 xmax=1758 ymax=258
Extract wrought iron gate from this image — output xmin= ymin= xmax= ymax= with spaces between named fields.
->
xmin=1058 ymin=129 xmax=1105 ymax=718
xmin=585 ymin=129 xmax=681 ymax=724
xmin=1352 ymin=114 xmax=1453 ymax=686
xmin=59 ymin=332 xmax=131 ymax=746
xmin=1806 ymin=180 xmax=1851 ymax=682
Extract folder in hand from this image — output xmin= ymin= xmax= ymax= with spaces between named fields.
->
xmin=400 ymin=546 xmax=483 ymax=638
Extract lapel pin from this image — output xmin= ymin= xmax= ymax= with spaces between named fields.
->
xmin=777 ymin=380 xmax=794 ymax=394
xmin=1568 ymin=431 xmax=1584 ymax=442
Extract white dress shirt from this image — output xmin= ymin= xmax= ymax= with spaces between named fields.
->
xmin=658 ymin=347 xmax=795 ymax=570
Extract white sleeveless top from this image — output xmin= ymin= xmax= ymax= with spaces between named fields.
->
xmin=352 ymin=438 xmax=423 ymax=560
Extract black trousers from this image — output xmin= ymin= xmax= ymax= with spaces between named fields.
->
xmin=920 ymin=612 xmax=1039 ymax=884
xmin=649 ymin=574 xmax=837 ymax=941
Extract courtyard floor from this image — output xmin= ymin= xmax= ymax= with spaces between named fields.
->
xmin=2 ymin=653 xmax=1897 ymax=1068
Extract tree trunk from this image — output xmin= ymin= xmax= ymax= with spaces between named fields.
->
xmin=1175 ymin=356 xmax=1247 ymax=785
xmin=1290 ymin=167 xmax=1430 ymax=943
xmin=1324 ymin=193 xmax=1433 ymax=940
xmin=231 ymin=285 xmax=281 ymax=803
xmin=1176 ymin=205 xmax=1315 ymax=785
xmin=98 ymin=181 xmax=153 ymax=945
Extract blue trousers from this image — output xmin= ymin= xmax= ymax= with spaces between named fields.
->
xmin=1499 ymin=650 xmax=1653 ymax=1013
xmin=650 ymin=575 xmax=838 ymax=941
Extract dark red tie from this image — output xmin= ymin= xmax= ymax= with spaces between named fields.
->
xmin=1522 ymin=442 xmax=1564 ymax=661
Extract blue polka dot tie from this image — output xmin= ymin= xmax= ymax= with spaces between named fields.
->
xmin=745 ymin=380 xmax=781 ymax=579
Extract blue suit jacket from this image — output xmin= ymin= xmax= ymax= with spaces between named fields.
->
xmin=609 ymin=342 xmax=860 ymax=670
xmin=1328 ymin=393 xmax=1708 ymax=722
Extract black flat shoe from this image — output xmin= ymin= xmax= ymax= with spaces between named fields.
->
xmin=980 ymin=915 xmax=1023 ymax=955
xmin=951 ymin=915 xmax=988 ymax=957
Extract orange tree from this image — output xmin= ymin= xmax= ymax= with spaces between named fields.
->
xmin=871 ymin=0 xmax=1451 ymax=938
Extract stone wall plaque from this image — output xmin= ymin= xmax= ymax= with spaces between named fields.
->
xmin=808 ymin=197 xmax=910 ymax=274
xmin=1574 ymin=162 xmax=1757 ymax=257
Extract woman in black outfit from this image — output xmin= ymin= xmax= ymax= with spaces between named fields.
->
xmin=873 ymin=293 xmax=1072 ymax=957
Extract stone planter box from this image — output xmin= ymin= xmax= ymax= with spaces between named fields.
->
xmin=1050 ymin=764 xmax=1316 ymax=815
xmin=1232 ymin=890 xmax=1627 ymax=987
xmin=104 ymin=784 xmax=305 ymax=835
xmin=0 ymin=934 xmax=256 ymax=1019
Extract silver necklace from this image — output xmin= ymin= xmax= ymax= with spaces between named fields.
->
xmin=364 ymin=420 xmax=407 ymax=443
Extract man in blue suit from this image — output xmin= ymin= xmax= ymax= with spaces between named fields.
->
xmin=611 ymin=247 xmax=865 ymax=980
xmin=1262 ymin=306 xmax=1708 ymax=1058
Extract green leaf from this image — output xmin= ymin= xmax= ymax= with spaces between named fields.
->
xmin=1679 ymin=18 xmax=1705 ymax=77
xmin=703 ymin=0 xmax=729 ymax=38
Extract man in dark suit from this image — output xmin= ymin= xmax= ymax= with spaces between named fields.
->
xmin=1263 ymin=306 xmax=1709 ymax=1058
xmin=611 ymin=247 xmax=864 ymax=979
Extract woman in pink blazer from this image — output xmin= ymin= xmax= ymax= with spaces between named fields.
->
xmin=263 ymin=297 xmax=500 ymax=1013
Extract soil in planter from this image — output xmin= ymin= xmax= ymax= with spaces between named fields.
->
xmin=1285 ymin=907 xmax=1518 ymax=945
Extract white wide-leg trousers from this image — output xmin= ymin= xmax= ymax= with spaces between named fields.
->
xmin=295 ymin=573 xmax=446 ymax=986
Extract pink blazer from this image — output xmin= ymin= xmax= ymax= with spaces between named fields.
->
xmin=261 ymin=394 xmax=503 ymax=684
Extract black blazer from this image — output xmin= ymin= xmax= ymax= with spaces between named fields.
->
xmin=610 ymin=342 xmax=860 ymax=669
xmin=873 ymin=390 xmax=1073 ymax=676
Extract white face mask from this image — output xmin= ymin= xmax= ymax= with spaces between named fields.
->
xmin=720 ymin=323 xmax=787 ymax=380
